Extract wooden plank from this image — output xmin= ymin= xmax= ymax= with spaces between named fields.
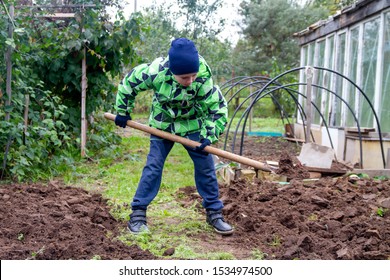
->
xmin=305 ymin=166 xmax=347 ymax=174
xmin=345 ymin=127 xmax=375 ymax=134
xmin=23 ymin=94 xmax=29 ymax=144
xmin=309 ymin=172 xmax=322 ymax=179
xmin=81 ymin=47 xmax=87 ymax=157
xmin=284 ymin=137 xmax=305 ymax=143
xmin=40 ymin=13 xmax=75 ymax=18
xmin=350 ymin=169 xmax=390 ymax=177
xmin=16 ymin=5 xmax=96 ymax=9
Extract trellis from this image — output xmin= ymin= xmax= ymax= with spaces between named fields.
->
xmin=3 ymin=2 xmax=96 ymax=157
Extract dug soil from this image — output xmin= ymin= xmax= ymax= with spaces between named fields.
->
xmin=182 ymin=137 xmax=390 ymax=259
xmin=1 ymin=136 xmax=389 ymax=260
xmin=0 ymin=182 xmax=155 ymax=260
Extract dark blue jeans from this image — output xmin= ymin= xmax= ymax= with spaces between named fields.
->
xmin=131 ymin=133 xmax=223 ymax=211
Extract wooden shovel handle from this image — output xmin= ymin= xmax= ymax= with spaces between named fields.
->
xmin=104 ymin=113 xmax=271 ymax=172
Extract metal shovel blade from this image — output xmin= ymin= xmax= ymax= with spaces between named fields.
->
xmin=297 ymin=142 xmax=335 ymax=169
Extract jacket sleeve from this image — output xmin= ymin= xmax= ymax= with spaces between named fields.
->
xmin=115 ymin=63 xmax=154 ymax=116
xmin=197 ymin=78 xmax=228 ymax=143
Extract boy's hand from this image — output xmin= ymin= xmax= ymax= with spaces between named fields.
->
xmin=195 ymin=138 xmax=211 ymax=155
xmin=114 ymin=114 xmax=131 ymax=128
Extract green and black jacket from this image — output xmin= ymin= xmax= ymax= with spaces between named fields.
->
xmin=115 ymin=56 xmax=228 ymax=143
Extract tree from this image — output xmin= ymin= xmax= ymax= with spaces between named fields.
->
xmin=173 ymin=0 xmax=226 ymax=40
xmin=133 ymin=0 xmax=233 ymax=82
xmin=237 ymin=0 xmax=328 ymax=75
xmin=133 ymin=4 xmax=177 ymax=63
xmin=0 ymin=0 xmax=145 ymax=180
xmin=305 ymin=0 xmax=356 ymax=14
xmin=22 ymin=0 xmax=144 ymax=123
xmin=233 ymin=0 xmax=329 ymax=117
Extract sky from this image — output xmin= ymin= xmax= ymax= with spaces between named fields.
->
xmin=120 ymin=0 xmax=242 ymax=44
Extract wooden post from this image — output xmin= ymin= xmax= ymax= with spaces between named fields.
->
xmin=80 ymin=47 xmax=87 ymax=157
xmin=5 ymin=4 xmax=14 ymax=122
xmin=305 ymin=66 xmax=314 ymax=143
xmin=23 ymin=94 xmax=29 ymax=145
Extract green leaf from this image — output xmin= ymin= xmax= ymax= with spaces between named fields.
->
xmin=377 ymin=207 xmax=385 ymax=217
xmin=50 ymin=133 xmax=58 ymax=141
xmin=4 ymin=105 xmax=13 ymax=113
xmin=84 ymin=29 xmax=94 ymax=41
xmin=43 ymin=111 xmax=53 ymax=118
xmin=55 ymin=121 xmax=66 ymax=129
xmin=373 ymin=175 xmax=388 ymax=180
xmin=20 ymin=156 xmax=30 ymax=166
xmin=14 ymin=28 xmax=25 ymax=34
xmin=358 ymin=173 xmax=370 ymax=179
xmin=5 ymin=38 xmax=16 ymax=48
xmin=17 ymin=169 xmax=25 ymax=176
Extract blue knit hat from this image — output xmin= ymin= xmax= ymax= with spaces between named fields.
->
xmin=168 ymin=38 xmax=199 ymax=75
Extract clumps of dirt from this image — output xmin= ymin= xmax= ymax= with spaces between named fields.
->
xmin=275 ymin=153 xmax=310 ymax=180
xmin=218 ymin=177 xmax=390 ymax=259
xmin=176 ymin=176 xmax=390 ymax=259
xmin=0 ymin=182 xmax=156 ymax=260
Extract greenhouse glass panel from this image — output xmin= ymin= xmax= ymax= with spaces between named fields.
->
xmin=346 ymin=28 xmax=359 ymax=127
xmin=360 ymin=18 xmax=380 ymax=128
xmin=302 ymin=46 xmax=308 ymax=66
xmin=301 ymin=46 xmax=308 ymax=98
xmin=380 ymin=12 xmax=390 ymax=132
xmin=323 ymin=36 xmax=335 ymax=126
xmin=333 ymin=33 xmax=347 ymax=127
xmin=302 ymin=43 xmax=316 ymax=120
xmin=313 ymin=40 xmax=326 ymax=124
xmin=308 ymin=42 xmax=315 ymax=65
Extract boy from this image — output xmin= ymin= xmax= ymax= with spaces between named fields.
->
xmin=115 ymin=38 xmax=233 ymax=235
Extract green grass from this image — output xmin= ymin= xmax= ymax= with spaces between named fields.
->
xmin=227 ymin=116 xmax=289 ymax=133
xmin=251 ymin=249 xmax=268 ymax=260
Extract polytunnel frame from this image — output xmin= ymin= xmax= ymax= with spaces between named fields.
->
xmin=221 ymin=76 xmax=300 ymax=139
xmin=230 ymin=82 xmax=357 ymax=160
xmin=223 ymin=81 xmax=334 ymax=158
xmin=220 ymin=76 xmax=273 ymax=93
xmin=220 ymin=66 xmax=386 ymax=169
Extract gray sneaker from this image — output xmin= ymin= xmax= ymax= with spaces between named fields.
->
xmin=206 ymin=210 xmax=234 ymax=235
xmin=127 ymin=210 xmax=149 ymax=234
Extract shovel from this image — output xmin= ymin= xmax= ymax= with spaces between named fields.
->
xmin=297 ymin=67 xmax=335 ymax=169
xmin=297 ymin=142 xmax=336 ymax=169
xmin=104 ymin=113 xmax=273 ymax=172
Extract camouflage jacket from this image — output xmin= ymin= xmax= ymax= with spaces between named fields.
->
xmin=115 ymin=56 xmax=228 ymax=143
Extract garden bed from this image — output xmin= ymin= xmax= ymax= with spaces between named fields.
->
xmin=1 ymin=136 xmax=389 ymax=260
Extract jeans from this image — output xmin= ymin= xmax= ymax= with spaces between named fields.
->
xmin=131 ymin=132 xmax=223 ymax=211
